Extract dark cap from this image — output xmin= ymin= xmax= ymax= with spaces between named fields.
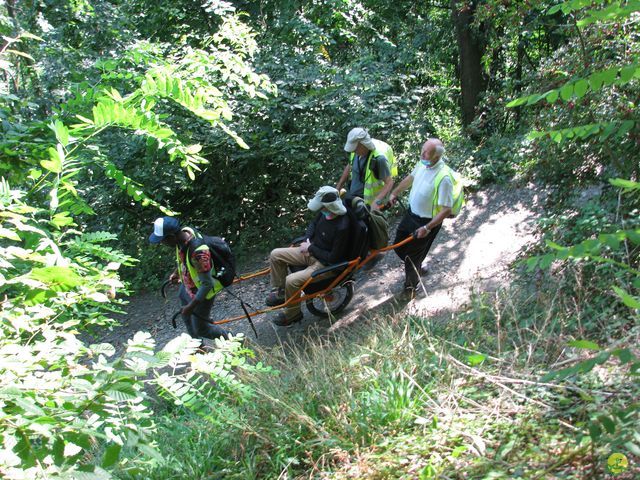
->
xmin=149 ymin=217 xmax=180 ymax=243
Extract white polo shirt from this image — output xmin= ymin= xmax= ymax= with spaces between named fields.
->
xmin=408 ymin=159 xmax=454 ymax=219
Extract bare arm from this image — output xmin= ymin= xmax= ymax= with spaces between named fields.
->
xmin=371 ymin=176 xmax=394 ymax=210
xmin=336 ymin=164 xmax=351 ymax=191
xmin=389 ymin=175 xmax=414 ymax=204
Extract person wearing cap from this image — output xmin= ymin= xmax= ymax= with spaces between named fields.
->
xmin=388 ymin=138 xmax=454 ymax=295
xmin=266 ymin=186 xmax=350 ymax=327
xmin=336 ymin=127 xmax=395 ymax=210
xmin=149 ymin=217 xmax=229 ymax=343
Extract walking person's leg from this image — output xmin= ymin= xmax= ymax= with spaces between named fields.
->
xmin=394 ymin=213 xmax=424 ymax=289
xmin=179 ymin=285 xmax=199 ymax=337
xmin=180 ymin=285 xmax=228 ymax=342
xmin=192 ymin=297 xmax=229 ymax=341
xmin=393 ymin=213 xmax=441 ymax=290
xmin=403 ymin=226 xmax=441 ymax=289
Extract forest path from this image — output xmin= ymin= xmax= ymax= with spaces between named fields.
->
xmin=92 ymin=184 xmax=547 ymax=352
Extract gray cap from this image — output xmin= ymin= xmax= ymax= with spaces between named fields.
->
xmin=344 ymin=127 xmax=375 ymax=152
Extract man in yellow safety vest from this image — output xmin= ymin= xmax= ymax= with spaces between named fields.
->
xmin=336 ymin=127 xmax=396 ymax=210
xmin=149 ymin=216 xmax=229 ymax=343
xmin=388 ymin=138 xmax=454 ymax=295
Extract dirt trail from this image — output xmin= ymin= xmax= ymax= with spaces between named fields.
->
xmin=91 ymin=184 xmax=546 ymax=352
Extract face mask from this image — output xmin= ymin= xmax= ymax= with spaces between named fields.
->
xmin=321 ymin=210 xmax=333 ymax=218
xmin=421 ymin=159 xmax=431 ymax=167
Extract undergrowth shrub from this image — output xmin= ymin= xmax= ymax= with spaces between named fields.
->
xmin=135 ymin=273 xmax=638 ymax=479
xmin=0 ymin=181 xmax=267 ymax=478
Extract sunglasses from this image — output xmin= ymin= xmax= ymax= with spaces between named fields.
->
xmin=320 ymin=192 xmax=338 ymax=203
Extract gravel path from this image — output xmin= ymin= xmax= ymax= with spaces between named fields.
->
xmin=89 ymin=184 xmax=546 ymax=352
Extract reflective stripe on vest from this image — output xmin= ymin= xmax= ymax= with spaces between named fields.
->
xmin=176 ymin=229 xmax=222 ymax=300
xmin=350 ymin=139 xmax=396 ymax=204
xmin=431 ymin=165 xmax=453 ymax=218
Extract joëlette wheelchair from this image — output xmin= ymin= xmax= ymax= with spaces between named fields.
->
xmin=163 ymin=197 xmax=417 ymax=336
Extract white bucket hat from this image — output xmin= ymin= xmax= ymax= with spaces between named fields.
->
xmin=307 ymin=186 xmax=347 ymax=215
xmin=344 ymin=127 xmax=375 ymax=152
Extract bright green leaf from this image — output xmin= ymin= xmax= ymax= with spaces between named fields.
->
xmin=574 ymin=79 xmax=589 ymax=98
xmin=602 ymin=67 xmax=618 ymax=85
xmin=41 ymin=147 xmax=62 ymax=173
xmin=52 ymin=120 xmax=70 ymax=147
xmin=560 ymin=83 xmax=574 ymax=101
xmin=620 ymin=65 xmax=638 ymax=83
xmin=466 ymin=353 xmax=486 ymax=366
xmin=568 ymin=340 xmax=600 ymax=350
xmin=612 ymin=286 xmax=640 ymax=309
xmin=29 ymin=266 xmax=83 ymax=290
xmin=50 ymin=212 xmax=75 ymax=228
xmin=588 ymin=72 xmax=604 ymax=90
xmin=102 ymin=443 xmax=122 ymax=468
xmin=609 ymin=178 xmax=640 ymax=191
xmin=546 ymin=90 xmax=559 ymax=104
xmin=506 ymin=96 xmax=528 ymax=108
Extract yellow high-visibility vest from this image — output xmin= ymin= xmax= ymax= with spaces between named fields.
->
xmin=176 ymin=228 xmax=222 ymax=300
xmin=350 ymin=139 xmax=397 ymax=204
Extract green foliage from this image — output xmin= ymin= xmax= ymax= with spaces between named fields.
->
xmin=501 ymin=0 xmax=640 ymax=182
xmin=522 ymin=174 xmax=639 ymax=456
xmin=508 ymin=63 xmax=640 ymax=109
xmin=0 ymin=5 xmax=275 ymax=475
xmin=528 ymin=120 xmax=636 ymax=144
xmin=130 ymin=281 xmax=639 ymax=478
xmin=0 ymin=181 xmax=263 ymax=478
xmin=1 ymin=0 xmax=639 ymax=476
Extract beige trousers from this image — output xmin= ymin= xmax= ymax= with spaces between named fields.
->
xmin=269 ymin=247 xmax=324 ymax=319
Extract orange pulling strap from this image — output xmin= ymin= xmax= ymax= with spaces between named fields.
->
xmin=233 ymin=267 xmax=270 ymax=283
xmin=213 ymin=259 xmax=360 ymax=325
xmin=357 ymin=234 xmax=415 ymax=269
xmin=215 ymin=234 xmax=416 ymax=326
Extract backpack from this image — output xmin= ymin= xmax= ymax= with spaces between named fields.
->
xmin=203 ymin=235 xmax=237 ymax=287
xmin=342 ymin=197 xmax=370 ymax=261
xmin=433 ymin=165 xmax=465 ymax=218
xmin=368 ymin=209 xmax=389 ymax=249
xmin=347 ymin=196 xmax=389 ymax=250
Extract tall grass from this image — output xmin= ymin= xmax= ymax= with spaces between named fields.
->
xmin=117 ymin=265 xmax=638 ymax=479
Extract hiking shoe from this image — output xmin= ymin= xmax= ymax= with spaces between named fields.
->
xmin=265 ymin=289 xmax=285 ymax=307
xmin=399 ymin=285 xmax=416 ymax=300
xmin=272 ymin=311 xmax=303 ymax=327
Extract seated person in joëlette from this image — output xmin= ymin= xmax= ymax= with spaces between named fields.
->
xmin=266 ymin=186 xmax=350 ymax=327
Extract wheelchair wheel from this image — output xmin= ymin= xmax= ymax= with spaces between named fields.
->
xmin=306 ymin=282 xmax=354 ymax=317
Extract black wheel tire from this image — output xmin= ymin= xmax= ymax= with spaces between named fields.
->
xmin=306 ymin=282 xmax=354 ymax=318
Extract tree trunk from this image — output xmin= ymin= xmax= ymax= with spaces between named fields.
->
xmin=450 ymin=0 xmax=486 ymax=127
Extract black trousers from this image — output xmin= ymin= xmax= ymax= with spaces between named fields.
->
xmin=393 ymin=211 xmax=442 ymax=289
xmin=179 ymin=285 xmax=229 ymax=341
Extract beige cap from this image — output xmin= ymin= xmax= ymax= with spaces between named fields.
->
xmin=344 ymin=127 xmax=375 ymax=152
xmin=307 ymin=186 xmax=347 ymax=215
